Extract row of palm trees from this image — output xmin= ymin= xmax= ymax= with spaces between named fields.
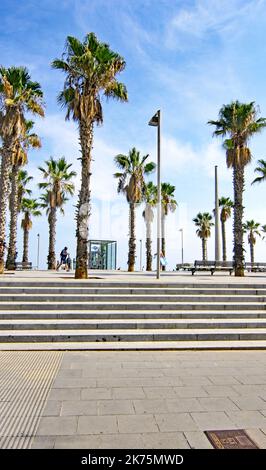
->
xmin=113 ymin=147 xmax=177 ymax=271
xmin=193 ymin=200 xmax=266 ymax=265
xmin=1 ymin=33 xmax=266 ymax=277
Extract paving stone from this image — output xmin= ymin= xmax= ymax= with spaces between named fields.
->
xmin=112 ymin=387 xmax=145 ymax=399
xmin=117 ymin=415 xmax=158 ymax=433
xmin=48 ymin=388 xmax=81 ymax=401
xmin=61 ymin=400 xmax=97 ymax=416
xmin=81 ymin=388 xmax=112 ymax=400
xmin=231 ymin=396 xmax=266 ymax=411
xmin=166 ymin=398 xmax=203 ymax=412
xmin=36 ymin=416 xmax=78 ymax=436
xmin=54 ymin=435 xmax=100 ymax=448
xmin=155 ymin=413 xmax=198 ymax=432
xmin=180 ymin=377 xmax=213 ymax=386
xmin=208 ymin=376 xmax=241 ymax=385
xmin=56 ymin=369 xmax=83 ymax=379
xmin=191 ymin=412 xmax=237 ymax=430
xmin=143 ymin=387 xmax=176 ymax=399
xmin=141 ymin=432 xmax=190 ymax=449
xmin=133 ymin=399 xmax=168 ymax=414
xmin=198 ymin=397 xmax=239 ymax=411
xmin=184 ymin=431 xmax=214 ymax=449
xmin=232 ymin=385 xmax=266 ymax=395
xmin=42 ymin=401 xmax=62 ymax=417
xmin=78 ymin=415 xmax=118 ymax=435
xmin=174 ymin=386 xmax=208 ymax=398
xmin=226 ymin=411 xmax=266 ymax=428
xmin=31 ymin=436 xmax=56 ymax=449
xmin=203 ymin=386 xmax=239 ymax=397
xmin=97 ymin=433 xmax=144 ymax=449
xmin=98 ymin=400 xmax=134 ymax=415
xmin=234 ymin=376 xmax=266 ymax=385
xmin=53 ymin=377 xmax=97 ymax=388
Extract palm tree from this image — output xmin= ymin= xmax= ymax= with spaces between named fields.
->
xmin=21 ymin=198 xmax=41 ymax=264
xmin=208 ymin=101 xmax=266 ymax=276
xmin=0 ymin=66 xmax=44 ymax=273
xmin=38 ymin=157 xmax=76 ymax=270
xmin=243 ymin=220 xmax=261 ymax=266
xmin=252 ymin=159 xmax=266 ymax=185
xmin=142 ymin=182 xmax=157 ymax=271
xmin=6 ymin=121 xmax=41 ymax=270
xmin=193 ymin=212 xmax=214 ymax=261
xmin=219 ymin=197 xmax=234 ymax=261
xmin=161 ymin=183 xmax=177 ymax=271
xmin=52 ymin=33 xmax=128 ymax=279
xmin=114 ymin=148 xmax=156 ymax=272
xmin=17 ymin=169 xmax=33 ymax=212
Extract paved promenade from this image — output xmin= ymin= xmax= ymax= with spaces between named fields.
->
xmin=1 ymin=350 xmax=266 ymax=449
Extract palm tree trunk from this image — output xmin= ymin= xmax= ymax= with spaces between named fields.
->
xmin=202 ymin=238 xmax=207 ymax=261
xmin=221 ymin=220 xmax=227 ymax=261
xmin=0 ymin=142 xmax=12 ymax=274
xmin=145 ymin=220 xmax=152 ymax=271
xmin=250 ymin=242 xmax=254 ymax=265
xmin=22 ymin=227 xmax=29 ymax=264
xmin=6 ymin=164 xmax=19 ymax=270
xmin=161 ymin=213 xmax=166 ymax=271
xmin=47 ymin=207 xmax=57 ymax=269
xmin=233 ymin=166 xmax=245 ymax=276
xmin=75 ymin=122 xmax=93 ymax=279
xmin=128 ymin=202 xmax=136 ymax=272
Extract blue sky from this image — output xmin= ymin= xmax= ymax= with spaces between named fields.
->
xmin=1 ymin=0 xmax=266 ymax=269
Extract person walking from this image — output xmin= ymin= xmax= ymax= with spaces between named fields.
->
xmin=57 ymin=247 xmax=69 ymax=271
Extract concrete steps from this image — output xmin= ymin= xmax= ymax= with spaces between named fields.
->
xmin=0 ymin=279 xmax=266 ymax=349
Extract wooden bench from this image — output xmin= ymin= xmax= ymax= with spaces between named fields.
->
xmin=245 ymin=262 xmax=266 ymax=272
xmin=15 ymin=262 xmax=32 ymax=270
xmin=190 ymin=260 xmax=233 ymax=275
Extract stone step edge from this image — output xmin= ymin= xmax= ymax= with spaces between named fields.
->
xmin=1 ymin=340 xmax=266 ymax=350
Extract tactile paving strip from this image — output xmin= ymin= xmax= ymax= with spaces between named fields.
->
xmin=0 ymin=351 xmax=63 ymax=448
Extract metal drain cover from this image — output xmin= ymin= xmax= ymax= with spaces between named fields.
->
xmin=204 ymin=430 xmax=259 ymax=449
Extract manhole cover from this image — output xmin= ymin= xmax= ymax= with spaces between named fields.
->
xmin=204 ymin=430 xmax=259 ymax=449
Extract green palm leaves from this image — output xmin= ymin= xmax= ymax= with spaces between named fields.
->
xmin=193 ymin=212 xmax=214 ymax=261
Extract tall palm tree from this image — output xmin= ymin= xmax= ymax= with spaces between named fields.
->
xmin=219 ymin=196 xmax=234 ymax=261
xmin=142 ymin=182 xmax=157 ymax=271
xmin=38 ymin=157 xmax=76 ymax=270
xmin=114 ymin=148 xmax=156 ymax=272
xmin=161 ymin=183 xmax=177 ymax=271
xmin=0 ymin=66 xmax=44 ymax=273
xmin=208 ymin=101 xmax=266 ymax=276
xmin=52 ymin=33 xmax=128 ymax=279
xmin=243 ymin=220 xmax=261 ymax=265
xmin=20 ymin=198 xmax=41 ymax=264
xmin=6 ymin=121 xmax=41 ymax=270
xmin=252 ymin=159 xmax=266 ymax=185
xmin=193 ymin=212 xmax=214 ymax=261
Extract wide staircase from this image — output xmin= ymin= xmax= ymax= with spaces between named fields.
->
xmin=0 ymin=279 xmax=266 ymax=350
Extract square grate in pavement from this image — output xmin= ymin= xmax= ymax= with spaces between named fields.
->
xmin=204 ymin=430 xmax=259 ymax=449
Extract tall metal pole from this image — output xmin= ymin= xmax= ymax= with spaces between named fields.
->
xmin=37 ymin=233 xmax=40 ymax=270
xmin=157 ymin=110 xmax=161 ymax=280
xmin=215 ymin=165 xmax=221 ymax=261
xmin=139 ymin=239 xmax=142 ymax=271
xmin=180 ymin=229 xmax=184 ymax=264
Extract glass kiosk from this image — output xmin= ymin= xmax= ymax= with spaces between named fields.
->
xmin=88 ymin=240 xmax=117 ymax=270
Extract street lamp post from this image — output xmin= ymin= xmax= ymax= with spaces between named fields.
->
xmin=148 ymin=110 xmax=161 ymax=280
xmin=179 ymin=228 xmax=184 ymax=265
xmin=37 ymin=233 xmax=40 ymax=270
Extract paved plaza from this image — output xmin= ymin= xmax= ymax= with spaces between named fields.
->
xmin=1 ymin=349 xmax=266 ymax=448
